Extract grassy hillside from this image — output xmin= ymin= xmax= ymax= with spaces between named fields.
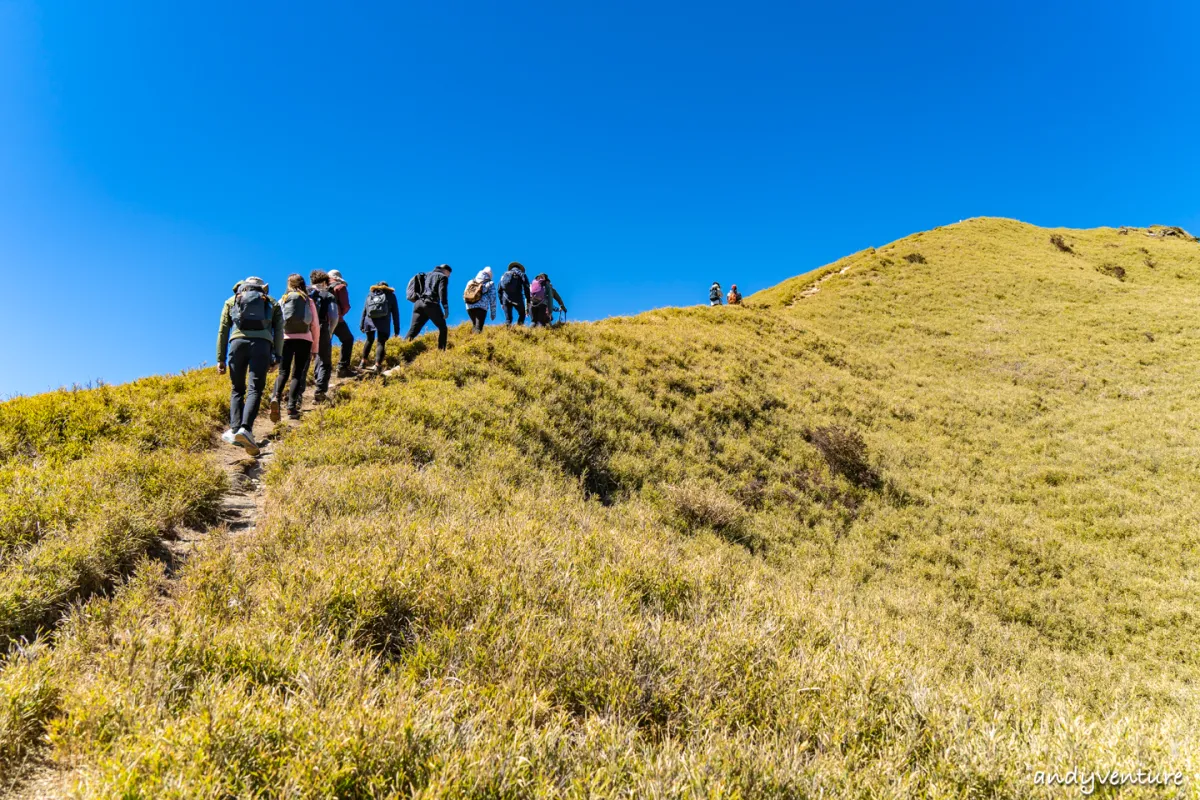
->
xmin=3 ymin=218 xmax=1199 ymax=797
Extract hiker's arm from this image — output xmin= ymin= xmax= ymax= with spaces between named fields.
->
xmin=272 ymin=304 xmax=285 ymax=359
xmin=553 ymin=289 xmax=566 ymax=312
xmin=359 ymin=304 xmax=367 ymax=334
xmin=216 ymin=302 xmax=232 ymax=366
xmin=391 ymin=294 xmax=401 ymax=336
xmin=308 ymin=299 xmax=320 ymax=354
xmin=439 ymin=277 xmax=448 ymax=315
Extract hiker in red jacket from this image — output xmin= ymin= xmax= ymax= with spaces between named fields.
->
xmin=328 ymin=270 xmax=356 ymax=377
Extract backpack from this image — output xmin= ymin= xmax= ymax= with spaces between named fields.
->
xmin=406 ymin=273 xmax=426 ymax=303
xmin=280 ymin=291 xmax=313 ymax=334
xmin=311 ymin=289 xmax=336 ymax=327
xmin=365 ymin=289 xmax=391 ymax=319
xmin=499 ymin=270 xmax=515 ymax=297
xmin=463 ymin=278 xmax=484 ymax=304
xmin=231 ymin=285 xmax=270 ymax=332
xmin=530 ymin=279 xmax=547 ymax=306
xmin=709 ymin=284 xmax=721 ymax=302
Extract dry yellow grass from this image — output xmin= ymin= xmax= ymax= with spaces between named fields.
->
xmin=2 ymin=217 xmax=1198 ymax=797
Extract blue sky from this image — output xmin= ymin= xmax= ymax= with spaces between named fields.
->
xmin=2 ymin=0 xmax=1198 ymax=395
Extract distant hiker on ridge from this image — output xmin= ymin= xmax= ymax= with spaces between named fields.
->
xmin=530 ymin=273 xmax=566 ymax=328
xmin=269 ymin=273 xmax=320 ymax=421
xmin=308 ymin=270 xmax=340 ymax=403
xmin=216 ymin=276 xmax=283 ymax=456
xmin=327 ymin=269 xmax=356 ymax=377
xmin=499 ymin=261 xmax=531 ymax=326
xmin=359 ymin=281 xmax=401 ymax=372
xmin=727 ymin=284 xmax=742 ymax=305
xmin=464 ymin=266 xmax=498 ymax=333
xmin=406 ymin=264 xmax=451 ymax=350
xmin=709 ymin=281 xmax=723 ymax=306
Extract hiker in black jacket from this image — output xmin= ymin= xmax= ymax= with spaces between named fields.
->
xmin=359 ymin=282 xmax=401 ymax=371
xmin=406 ymin=264 xmax=451 ymax=350
xmin=499 ymin=261 xmax=531 ymax=326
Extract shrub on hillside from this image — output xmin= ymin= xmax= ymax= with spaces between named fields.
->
xmin=903 ymin=252 xmax=926 ymax=264
xmin=806 ymin=425 xmax=880 ymax=489
xmin=1097 ymin=263 xmax=1127 ymax=281
xmin=662 ymin=480 xmax=748 ymax=540
xmin=1049 ymin=234 xmax=1074 ymax=254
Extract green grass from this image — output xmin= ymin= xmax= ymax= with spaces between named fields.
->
xmin=3 ymin=217 xmax=1200 ymax=797
xmin=0 ymin=374 xmax=228 ymax=654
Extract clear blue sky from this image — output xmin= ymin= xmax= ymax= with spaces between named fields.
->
xmin=3 ymin=0 xmax=1198 ymax=396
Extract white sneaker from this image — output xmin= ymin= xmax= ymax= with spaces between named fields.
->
xmin=221 ymin=429 xmax=237 ymax=445
xmin=234 ymin=428 xmax=260 ymax=456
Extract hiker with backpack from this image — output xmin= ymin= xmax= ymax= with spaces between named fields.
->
xmin=328 ymin=269 xmax=355 ymax=377
xmin=216 ymin=276 xmax=284 ymax=456
xmin=405 ymin=264 xmax=451 ymax=350
xmin=359 ymin=281 xmax=401 ymax=371
xmin=727 ymin=284 xmax=742 ymax=305
xmin=499 ymin=261 xmax=531 ymax=326
xmin=529 ymin=273 xmax=566 ymax=328
xmin=269 ymin=273 xmax=321 ymax=421
xmin=464 ymin=266 xmax=498 ymax=333
xmin=709 ymin=282 xmax=723 ymax=306
xmin=308 ymin=270 xmax=340 ymax=403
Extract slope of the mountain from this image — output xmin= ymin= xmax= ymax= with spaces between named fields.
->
xmin=2 ymin=218 xmax=1198 ymax=798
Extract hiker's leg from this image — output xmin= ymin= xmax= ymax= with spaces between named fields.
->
xmin=273 ymin=340 xmax=295 ymax=401
xmin=428 ymin=305 xmax=448 ymax=350
xmin=468 ymin=308 xmax=485 ymax=333
xmin=362 ymin=331 xmax=376 ymax=363
xmin=515 ymin=300 xmax=527 ymax=326
xmin=333 ymin=319 xmax=354 ymax=370
xmin=241 ymin=339 xmax=271 ymax=429
xmin=288 ymin=346 xmax=311 ymax=409
xmin=406 ymin=304 xmax=430 ymax=341
xmin=313 ymin=328 xmax=332 ymax=392
xmin=228 ymin=338 xmax=250 ymax=430
xmin=502 ymin=300 xmax=514 ymax=326
xmin=375 ymin=329 xmax=390 ymax=365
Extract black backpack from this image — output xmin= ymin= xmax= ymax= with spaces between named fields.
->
xmin=365 ymin=289 xmax=391 ymax=319
xmin=406 ymin=272 xmax=426 ymax=303
xmin=231 ymin=285 xmax=270 ymax=332
xmin=709 ymin=284 xmax=721 ymax=302
xmin=311 ymin=289 xmax=335 ymax=327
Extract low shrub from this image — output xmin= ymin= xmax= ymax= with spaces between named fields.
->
xmin=806 ymin=425 xmax=880 ymax=489
xmin=1049 ymin=234 xmax=1074 ymax=254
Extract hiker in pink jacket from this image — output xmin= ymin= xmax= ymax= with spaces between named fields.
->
xmin=270 ymin=273 xmax=321 ymax=421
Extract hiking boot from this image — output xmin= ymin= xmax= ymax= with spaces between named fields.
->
xmin=234 ymin=428 xmax=260 ymax=456
xmin=287 ymin=408 xmax=301 ymax=420
xmin=313 ymin=391 xmax=327 ymax=403
xmin=358 ymin=359 xmax=369 ymax=372
xmin=220 ymin=429 xmax=237 ymax=445
xmin=269 ymin=396 xmax=281 ymax=423
xmin=336 ymin=366 xmax=354 ymax=378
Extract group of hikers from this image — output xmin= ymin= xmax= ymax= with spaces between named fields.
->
xmin=709 ymin=281 xmax=742 ymax=306
xmin=214 ymin=262 xmax=567 ymax=455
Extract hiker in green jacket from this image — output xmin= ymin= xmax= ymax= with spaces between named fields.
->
xmin=216 ymin=277 xmax=284 ymax=456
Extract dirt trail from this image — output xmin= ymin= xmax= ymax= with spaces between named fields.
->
xmin=796 ymin=264 xmax=853 ymax=301
xmin=2 ymin=366 xmax=367 ymax=799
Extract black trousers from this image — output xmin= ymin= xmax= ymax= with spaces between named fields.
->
xmin=312 ymin=326 xmax=333 ymax=393
xmin=531 ymin=303 xmax=552 ymax=327
xmin=273 ymin=339 xmax=312 ymax=410
xmin=362 ymin=327 xmax=391 ymax=365
xmin=406 ymin=301 xmax=448 ymax=350
xmin=468 ymin=307 xmax=487 ymax=333
xmin=332 ymin=318 xmax=354 ymax=370
xmin=502 ymin=298 xmax=526 ymax=326
xmin=228 ymin=337 xmax=271 ymax=431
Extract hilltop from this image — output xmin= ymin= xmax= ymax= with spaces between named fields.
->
xmin=2 ymin=217 xmax=1199 ymax=798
